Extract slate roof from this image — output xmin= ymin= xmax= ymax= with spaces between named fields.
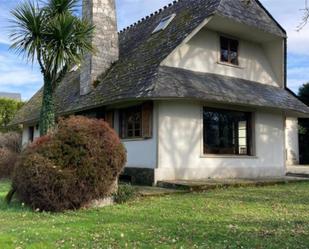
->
xmin=13 ymin=0 xmax=305 ymax=125
xmin=154 ymin=67 xmax=309 ymax=115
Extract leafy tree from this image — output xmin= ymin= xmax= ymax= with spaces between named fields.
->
xmin=298 ymin=82 xmax=309 ymax=106
xmin=0 ymin=98 xmax=24 ymax=133
xmin=298 ymin=83 xmax=309 ymax=164
xmin=10 ymin=0 xmax=94 ymax=135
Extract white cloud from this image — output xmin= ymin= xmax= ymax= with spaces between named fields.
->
xmin=0 ymin=35 xmax=10 ymax=45
xmin=0 ymin=0 xmax=16 ymax=45
xmin=0 ymin=51 xmax=42 ymax=99
xmin=0 ymin=71 xmax=41 ymax=86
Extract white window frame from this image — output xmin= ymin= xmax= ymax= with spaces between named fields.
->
xmin=152 ymin=14 xmax=176 ymax=34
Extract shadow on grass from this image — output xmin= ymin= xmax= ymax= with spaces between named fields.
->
xmin=0 ymin=199 xmax=25 ymax=212
xmin=0 ymin=180 xmax=30 ymax=212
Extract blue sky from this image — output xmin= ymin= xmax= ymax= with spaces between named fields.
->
xmin=0 ymin=0 xmax=308 ymax=100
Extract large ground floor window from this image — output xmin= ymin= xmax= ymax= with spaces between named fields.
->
xmin=203 ymin=107 xmax=252 ymax=155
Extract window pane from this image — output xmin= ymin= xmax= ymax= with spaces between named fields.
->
xmin=229 ymin=39 xmax=238 ymax=65
xmin=135 ymin=129 xmax=141 ymax=137
xmin=238 ymin=121 xmax=247 ymax=154
xmin=120 ymin=106 xmax=142 ymax=139
xmin=203 ymin=108 xmax=251 ymax=155
xmin=220 ymin=37 xmax=229 ymax=63
xmin=221 ymin=49 xmax=229 ymax=62
xmin=152 ymin=14 xmax=176 ymax=33
xmin=220 ymin=37 xmax=229 ymax=49
xmin=128 ymin=130 xmax=133 ymax=137
xmin=220 ymin=37 xmax=239 ymax=65
xmin=230 ymin=51 xmax=238 ymax=65
xmin=230 ymin=39 xmax=238 ymax=52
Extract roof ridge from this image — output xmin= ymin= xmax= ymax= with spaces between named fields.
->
xmin=118 ymin=0 xmax=182 ymax=34
xmin=216 ymin=0 xmax=286 ymax=36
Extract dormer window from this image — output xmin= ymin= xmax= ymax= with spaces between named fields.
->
xmin=220 ymin=37 xmax=239 ymax=66
xmin=152 ymin=14 xmax=176 ymax=33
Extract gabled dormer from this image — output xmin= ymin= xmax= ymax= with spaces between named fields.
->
xmin=161 ymin=0 xmax=286 ymax=88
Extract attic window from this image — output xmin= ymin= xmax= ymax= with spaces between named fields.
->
xmin=152 ymin=14 xmax=176 ymax=33
xmin=220 ymin=37 xmax=239 ymax=66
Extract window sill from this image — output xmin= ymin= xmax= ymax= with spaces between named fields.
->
xmin=121 ymin=138 xmax=150 ymax=142
xmin=217 ymin=61 xmax=243 ymax=69
xmin=200 ymin=154 xmax=257 ymax=159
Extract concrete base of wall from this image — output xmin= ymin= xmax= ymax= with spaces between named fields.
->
xmin=120 ymin=166 xmax=286 ymax=186
xmin=156 ymin=176 xmax=309 ymax=191
xmin=155 ymin=166 xmax=286 ymax=183
xmin=121 ymin=167 xmax=154 ymax=186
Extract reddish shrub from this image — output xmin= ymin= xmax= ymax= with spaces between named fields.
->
xmin=0 ymin=148 xmax=17 ymax=179
xmin=0 ymin=132 xmax=22 ymax=153
xmin=12 ymin=116 xmax=127 ymax=212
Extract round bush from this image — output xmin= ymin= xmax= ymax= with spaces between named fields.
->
xmin=12 ymin=116 xmax=127 ymax=212
xmin=0 ymin=148 xmax=18 ymax=179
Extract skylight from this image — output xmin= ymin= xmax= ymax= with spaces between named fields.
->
xmin=152 ymin=14 xmax=176 ymax=33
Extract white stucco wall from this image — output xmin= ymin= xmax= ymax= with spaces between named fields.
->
xmin=285 ymin=117 xmax=299 ymax=166
xmin=20 ymin=107 xmax=158 ymax=169
xmin=155 ymin=101 xmax=286 ymax=181
xmin=114 ymin=104 xmax=158 ymax=169
xmin=162 ymin=29 xmax=281 ymax=87
xmin=22 ymin=126 xmax=29 ymax=146
xmin=22 ymin=124 xmax=40 ymax=146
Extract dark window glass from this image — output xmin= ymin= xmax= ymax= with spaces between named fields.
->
xmin=203 ymin=108 xmax=251 ymax=155
xmin=120 ymin=106 xmax=142 ymax=139
xmin=29 ymin=126 xmax=34 ymax=142
xmin=220 ymin=37 xmax=239 ymax=65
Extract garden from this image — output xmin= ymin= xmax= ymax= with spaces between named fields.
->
xmin=0 ymin=180 xmax=309 ymax=248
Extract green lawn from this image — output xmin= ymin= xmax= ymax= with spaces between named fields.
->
xmin=0 ymin=180 xmax=309 ymax=249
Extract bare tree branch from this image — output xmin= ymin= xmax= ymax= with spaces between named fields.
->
xmin=298 ymin=0 xmax=309 ymax=31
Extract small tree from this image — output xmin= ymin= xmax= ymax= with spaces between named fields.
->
xmin=10 ymin=0 xmax=94 ymax=135
xmin=0 ymin=98 xmax=24 ymax=132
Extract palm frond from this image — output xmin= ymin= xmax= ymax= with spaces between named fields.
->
xmin=10 ymin=0 xmax=94 ymax=88
xmin=44 ymin=0 xmax=79 ymax=17
xmin=44 ymin=12 xmax=94 ymax=84
xmin=10 ymin=0 xmax=44 ymax=64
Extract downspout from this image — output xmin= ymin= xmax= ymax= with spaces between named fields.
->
xmin=284 ymin=38 xmax=287 ymax=89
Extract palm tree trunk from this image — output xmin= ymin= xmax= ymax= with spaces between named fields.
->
xmin=39 ymin=77 xmax=55 ymax=135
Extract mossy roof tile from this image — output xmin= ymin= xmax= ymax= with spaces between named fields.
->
xmin=12 ymin=0 xmax=295 ymax=125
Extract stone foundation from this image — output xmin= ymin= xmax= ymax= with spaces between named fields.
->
xmin=121 ymin=168 xmax=154 ymax=186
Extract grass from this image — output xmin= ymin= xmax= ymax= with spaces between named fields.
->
xmin=0 ymin=180 xmax=308 ymax=249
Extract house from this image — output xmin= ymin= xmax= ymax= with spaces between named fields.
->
xmin=12 ymin=0 xmax=309 ymax=185
xmin=0 ymin=92 xmax=21 ymax=101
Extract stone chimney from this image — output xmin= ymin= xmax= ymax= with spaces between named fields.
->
xmin=80 ymin=0 xmax=119 ymax=95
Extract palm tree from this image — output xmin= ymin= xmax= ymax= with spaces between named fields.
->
xmin=10 ymin=0 xmax=94 ymax=135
